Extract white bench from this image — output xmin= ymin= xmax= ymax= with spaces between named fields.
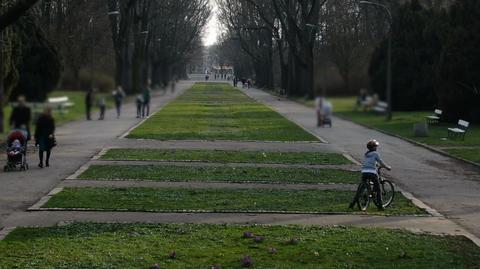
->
xmin=426 ymin=109 xmax=442 ymax=124
xmin=48 ymin=96 xmax=74 ymax=115
xmin=448 ymin=119 xmax=469 ymax=140
xmin=372 ymin=101 xmax=388 ymax=114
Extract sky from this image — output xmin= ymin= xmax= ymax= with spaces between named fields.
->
xmin=203 ymin=0 xmax=220 ymax=46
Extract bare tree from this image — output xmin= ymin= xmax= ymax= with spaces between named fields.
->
xmin=321 ymin=0 xmax=368 ymax=92
xmin=1 ymin=0 xmax=40 ymax=133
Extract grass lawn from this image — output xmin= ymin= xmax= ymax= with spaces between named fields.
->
xmin=444 ymin=148 xmax=480 ymax=164
xmin=43 ymin=187 xmax=424 ymax=215
xmin=101 ymin=148 xmax=352 ymax=165
xmin=2 ymin=90 xmax=113 ymax=136
xmin=298 ymin=96 xmax=480 ymax=147
xmin=128 ymin=83 xmax=318 ymax=141
xmin=1 ymin=223 xmax=479 ymax=269
xmin=79 ymin=165 xmax=359 ymax=184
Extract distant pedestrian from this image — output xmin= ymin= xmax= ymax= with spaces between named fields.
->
xmin=170 ymin=80 xmax=176 ymax=93
xmin=98 ymin=97 xmax=106 ymax=120
xmin=315 ymin=96 xmax=333 ymax=127
xmin=35 ymin=107 xmax=55 ymax=168
xmin=142 ymin=82 xmax=152 ymax=118
xmin=85 ymin=88 xmax=95 ymax=120
xmin=113 ymin=86 xmax=125 ymax=118
xmin=9 ymin=95 xmax=32 ymax=141
xmin=136 ymin=95 xmax=143 ymax=118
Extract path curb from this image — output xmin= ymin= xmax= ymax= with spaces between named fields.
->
xmin=0 ymin=227 xmax=16 ymax=241
xmin=335 ymin=115 xmax=480 ymax=169
xmin=28 ymin=187 xmax=64 ymax=211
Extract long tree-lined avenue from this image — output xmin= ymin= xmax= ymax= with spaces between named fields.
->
xmin=1 ymin=0 xmax=480 ymax=267
xmin=1 ymin=82 xmax=480 ymax=268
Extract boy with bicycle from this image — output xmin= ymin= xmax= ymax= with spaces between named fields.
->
xmin=349 ymin=139 xmax=392 ymax=211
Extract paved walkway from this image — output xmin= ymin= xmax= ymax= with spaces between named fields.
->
xmin=243 ymin=87 xmax=480 ymax=238
xmin=0 ymin=81 xmax=194 ymax=229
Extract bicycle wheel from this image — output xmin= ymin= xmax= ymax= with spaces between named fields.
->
xmin=381 ymin=180 xmax=395 ymax=208
xmin=356 ymin=183 xmax=371 ymax=211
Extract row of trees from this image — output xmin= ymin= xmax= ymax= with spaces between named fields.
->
xmin=0 ymin=0 xmax=211 ymax=132
xmin=216 ymin=0 xmax=390 ymax=97
xmin=217 ymin=0 xmax=478 ymax=122
xmin=370 ymin=0 xmax=480 ymax=121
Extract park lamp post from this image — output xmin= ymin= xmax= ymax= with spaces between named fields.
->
xmin=360 ymin=0 xmax=393 ymax=121
xmin=88 ymin=16 xmax=95 ymax=90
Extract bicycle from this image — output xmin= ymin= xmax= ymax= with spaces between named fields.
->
xmin=356 ymin=167 xmax=395 ymax=211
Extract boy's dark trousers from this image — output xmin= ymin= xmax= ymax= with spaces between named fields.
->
xmin=99 ymin=105 xmax=106 ymax=120
xmin=136 ymin=102 xmax=142 ymax=118
xmin=350 ymin=173 xmax=383 ymax=209
xmin=86 ymin=103 xmax=92 ymax=120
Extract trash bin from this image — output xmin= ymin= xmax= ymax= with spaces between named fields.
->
xmin=413 ymin=122 xmax=429 ymax=137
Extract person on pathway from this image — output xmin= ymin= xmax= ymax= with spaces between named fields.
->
xmin=9 ymin=95 xmax=32 ymax=141
xmin=136 ymin=94 xmax=143 ymax=118
xmin=142 ymin=82 xmax=152 ymax=118
xmin=98 ymin=97 xmax=106 ymax=120
xmin=85 ymin=88 xmax=95 ymax=120
xmin=315 ymin=96 xmax=333 ymax=127
xmin=113 ymin=86 xmax=125 ymax=119
xmin=349 ymin=139 xmax=391 ymax=211
xmin=34 ymin=107 xmax=55 ymax=168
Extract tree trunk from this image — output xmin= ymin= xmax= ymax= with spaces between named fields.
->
xmin=295 ymin=44 xmax=315 ymax=97
xmin=72 ymin=67 xmax=81 ymax=91
xmin=0 ymin=60 xmax=4 ymax=134
xmin=286 ymin=52 xmax=296 ymax=95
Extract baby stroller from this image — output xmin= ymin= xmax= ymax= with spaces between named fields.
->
xmin=4 ymin=129 xmax=29 ymax=172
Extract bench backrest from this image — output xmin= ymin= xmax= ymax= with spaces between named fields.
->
xmin=458 ymin=120 xmax=469 ymax=130
xmin=377 ymin=101 xmax=388 ymax=108
xmin=434 ymin=109 xmax=442 ymax=116
xmin=48 ymin=96 xmax=69 ymax=104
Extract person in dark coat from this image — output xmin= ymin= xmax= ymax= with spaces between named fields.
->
xmin=142 ymin=82 xmax=152 ymax=118
xmin=35 ymin=107 xmax=55 ymax=168
xmin=9 ymin=95 xmax=32 ymax=141
xmin=113 ymin=86 xmax=125 ymax=119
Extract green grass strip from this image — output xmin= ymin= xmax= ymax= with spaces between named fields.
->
xmin=79 ymin=165 xmax=359 ymax=184
xmin=43 ymin=187 xmax=425 ymax=215
xmin=101 ymin=148 xmax=352 ymax=165
xmin=128 ymin=83 xmax=318 ymax=141
xmin=2 ymin=223 xmax=479 ymax=269
xmin=444 ymin=148 xmax=480 ymax=164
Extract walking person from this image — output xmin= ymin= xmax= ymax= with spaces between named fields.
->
xmin=113 ymin=86 xmax=125 ymax=119
xmin=315 ymin=96 xmax=333 ymax=127
xmin=85 ymin=88 xmax=95 ymax=120
xmin=98 ymin=96 xmax=106 ymax=120
xmin=136 ymin=94 xmax=143 ymax=118
xmin=142 ymin=82 xmax=152 ymax=118
xmin=34 ymin=107 xmax=55 ymax=168
xmin=10 ymin=95 xmax=32 ymax=142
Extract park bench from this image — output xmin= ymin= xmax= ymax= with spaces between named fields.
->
xmin=48 ymin=96 xmax=75 ymax=115
xmin=426 ymin=109 xmax=442 ymax=124
xmin=372 ymin=101 xmax=388 ymax=114
xmin=447 ymin=119 xmax=469 ymax=140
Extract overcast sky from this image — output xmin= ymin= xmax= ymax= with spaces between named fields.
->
xmin=203 ymin=0 xmax=220 ymax=46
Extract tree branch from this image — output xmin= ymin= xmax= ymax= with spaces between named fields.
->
xmin=0 ymin=0 xmax=40 ymax=32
